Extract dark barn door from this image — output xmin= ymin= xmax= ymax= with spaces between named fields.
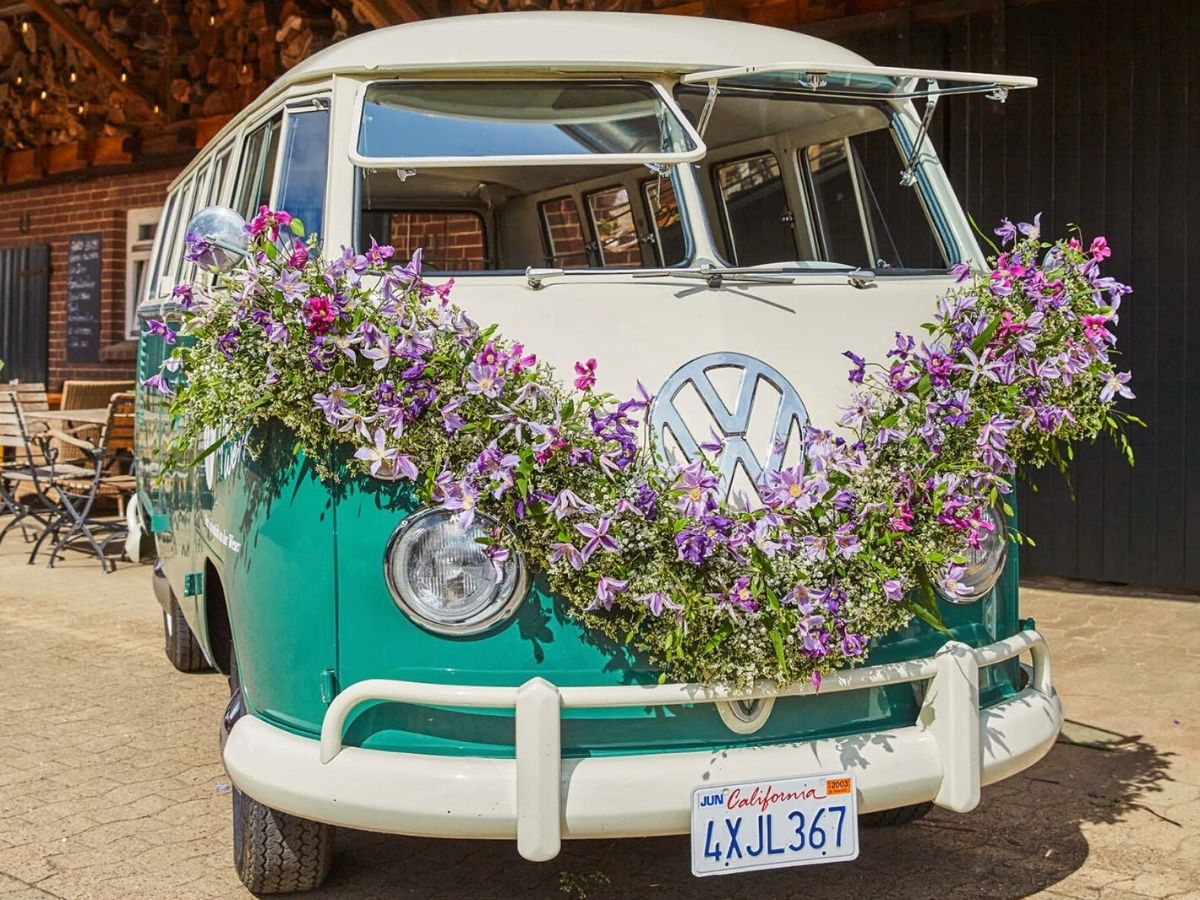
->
xmin=840 ymin=0 xmax=1200 ymax=591
xmin=0 ymin=244 xmax=50 ymax=385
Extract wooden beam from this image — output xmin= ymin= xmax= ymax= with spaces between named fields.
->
xmin=24 ymin=0 xmax=163 ymax=120
xmin=351 ymin=0 xmax=425 ymax=28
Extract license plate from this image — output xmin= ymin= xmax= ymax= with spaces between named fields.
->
xmin=690 ymin=773 xmax=859 ymax=876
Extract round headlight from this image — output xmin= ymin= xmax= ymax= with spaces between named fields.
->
xmin=384 ymin=508 xmax=527 ymax=635
xmin=938 ymin=506 xmax=1009 ymax=604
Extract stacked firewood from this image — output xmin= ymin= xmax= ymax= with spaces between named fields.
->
xmin=0 ymin=0 xmax=370 ymax=156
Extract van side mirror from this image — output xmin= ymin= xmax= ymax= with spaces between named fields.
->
xmin=185 ymin=206 xmax=250 ymax=272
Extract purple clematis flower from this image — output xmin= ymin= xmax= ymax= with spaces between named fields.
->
xmin=723 ymin=576 xmax=759 ymax=613
xmin=883 ymin=579 xmax=906 ymax=602
xmin=588 ymin=576 xmax=628 ymax=612
xmin=141 ymin=370 xmax=173 ymax=396
xmin=1100 ymin=371 xmax=1134 ymax=403
xmin=548 ymin=489 xmax=595 ymax=520
xmin=843 ymin=350 xmax=867 ymax=384
xmin=483 ymin=544 xmax=509 ymax=582
xmin=549 ymin=541 xmax=584 ymax=571
xmin=217 ymin=328 xmax=239 ymax=360
xmin=639 ymin=591 xmax=682 ymax=617
xmin=440 ymin=478 xmax=481 ymax=528
xmin=313 ymin=381 xmax=363 ymax=424
xmin=144 ymin=320 xmax=176 ymax=345
xmin=833 ymin=523 xmax=861 ymax=559
xmin=354 ymin=428 xmax=400 ymax=478
xmin=674 ymin=462 xmax=718 ymax=518
xmin=576 ymin=517 xmax=618 ymax=559
xmin=275 ymin=268 xmax=307 ymax=304
xmin=994 ymin=217 xmax=1017 ymax=246
xmin=171 ymin=283 xmax=194 ymax=309
xmin=466 ymin=363 xmax=504 ymax=399
xmin=940 ymin=564 xmax=976 ymax=601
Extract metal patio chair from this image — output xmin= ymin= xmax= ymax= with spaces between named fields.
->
xmin=0 ymin=388 xmax=93 ymax=557
xmin=36 ymin=393 xmax=137 ymax=573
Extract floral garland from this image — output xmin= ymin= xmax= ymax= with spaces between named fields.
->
xmin=146 ymin=208 xmax=1138 ymax=689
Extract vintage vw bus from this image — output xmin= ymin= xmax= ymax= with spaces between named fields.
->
xmin=135 ymin=12 xmax=1060 ymax=893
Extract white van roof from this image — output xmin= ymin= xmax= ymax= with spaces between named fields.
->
xmin=287 ymin=11 xmax=872 ymax=80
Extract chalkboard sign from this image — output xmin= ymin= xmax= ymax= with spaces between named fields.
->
xmin=66 ymin=232 xmax=102 ymax=363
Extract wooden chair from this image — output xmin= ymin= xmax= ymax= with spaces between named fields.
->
xmin=37 ymin=393 xmax=137 ymax=573
xmin=53 ymin=380 xmax=136 ymax=464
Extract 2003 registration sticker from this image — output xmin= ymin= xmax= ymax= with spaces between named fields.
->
xmin=690 ymin=773 xmax=859 ymax=876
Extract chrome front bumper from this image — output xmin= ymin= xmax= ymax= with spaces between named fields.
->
xmin=223 ymin=630 xmax=1061 ymax=862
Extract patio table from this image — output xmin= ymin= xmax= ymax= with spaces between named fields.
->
xmin=29 ymin=408 xmax=111 ymax=426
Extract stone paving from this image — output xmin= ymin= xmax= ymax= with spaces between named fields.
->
xmin=0 ymin=537 xmax=1196 ymax=899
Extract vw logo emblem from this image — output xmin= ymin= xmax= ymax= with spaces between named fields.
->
xmin=650 ymin=352 xmax=809 ymax=503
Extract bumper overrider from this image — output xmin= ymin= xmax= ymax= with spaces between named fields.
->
xmin=222 ymin=629 xmax=1061 ymax=862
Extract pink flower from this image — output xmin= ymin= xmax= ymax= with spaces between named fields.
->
xmin=304 ymin=296 xmax=337 ymax=334
xmin=573 ymin=358 xmax=597 ymax=392
xmin=508 ymin=343 xmax=537 ymax=373
xmin=287 ymin=243 xmax=310 ymax=269
xmin=1081 ymin=314 xmax=1110 ymax=344
xmin=1089 ymin=236 xmax=1111 ymax=261
xmin=248 ymin=205 xmax=292 ymax=240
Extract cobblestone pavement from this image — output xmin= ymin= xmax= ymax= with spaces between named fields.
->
xmin=0 ymin=538 xmax=1196 ymax=900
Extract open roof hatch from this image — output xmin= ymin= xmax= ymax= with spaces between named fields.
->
xmin=681 ymin=62 xmax=1036 ymax=184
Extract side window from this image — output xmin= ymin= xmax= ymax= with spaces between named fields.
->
xmin=145 ymin=191 xmax=178 ymax=300
xmin=804 ymin=140 xmax=870 ymax=267
xmin=234 ymin=116 xmax=282 ymax=220
xmin=126 ymin=207 xmax=161 ymax=337
xmin=641 ymin=177 xmax=685 ymax=266
xmin=374 ymin=211 xmax=487 ymax=271
xmin=206 ymin=145 xmax=233 ymax=208
xmin=276 ymin=105 xmax=331 ymax=237
xmin=177 ymin=163 xmax=210 ymax=286
xmin=539 ymin=197 xmax=590 ymax=268
xmin=713 ymin=153 xmax=797 ymax=267
xmin=164 ymin=176 xmax=196 ymax=287
xmin=585 ymin=186 xmax=642 ymax=268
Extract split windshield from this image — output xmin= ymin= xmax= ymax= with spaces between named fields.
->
xmin=352 ymin=78 xmax=954 ymax=273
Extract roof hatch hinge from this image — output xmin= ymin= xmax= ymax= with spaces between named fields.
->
xmin=696 ymin=80 xmax=720 ymax=139
xmin=900 ymin=79 xmax=940 ymax=187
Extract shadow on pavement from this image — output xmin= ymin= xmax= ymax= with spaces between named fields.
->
xmin=303 ymin=724 xmax=1174 ymax=900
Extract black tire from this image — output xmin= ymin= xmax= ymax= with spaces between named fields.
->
xmin=232 ymin=787 xmax=334 ymax=894
xmin=163 ymin=592 xmax=209 ymax=672
xmin=860 ymin=802 xmax=934 ymax=828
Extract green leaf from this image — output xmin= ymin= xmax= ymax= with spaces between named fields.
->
xmin=289 ymin=217 xmax=306 ymax=236
xmin=703 ymin=623 xmax=733 ymax=654
xmin=970 ymin=314 xmax=1003 ymax=355
xmin=771 ymin=629 xmax=787 ymax=673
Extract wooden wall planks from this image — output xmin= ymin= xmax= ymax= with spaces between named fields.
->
xmin=841 ymin=0 xmax=1200 ymax=590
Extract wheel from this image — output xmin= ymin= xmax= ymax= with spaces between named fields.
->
xmin=232 ymin=787 xmax=334 ymax=894
xmin=163 ymin=592 xmax=209 ymax=672
xmin=860 ymin=802 xmax=934 ymax=828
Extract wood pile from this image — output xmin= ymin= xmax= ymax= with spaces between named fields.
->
xmin=0 ymin=0 xmax=792 ymax=179
xmin=0 ymin=0 xmax=371 ymax=165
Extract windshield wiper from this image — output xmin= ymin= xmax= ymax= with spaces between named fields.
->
xmin=525 ymin=264 xmax=874 ymax=290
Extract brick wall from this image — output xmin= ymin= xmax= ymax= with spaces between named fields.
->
xmin=540 ymin=197 xmax=588 ymax=267
xmin=388 ymin=212 xmax=487 ymax=271
xmin=0 ymin=166 xmax=181 ymax=390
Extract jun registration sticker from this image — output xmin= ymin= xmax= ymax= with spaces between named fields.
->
xmin=690 ymin=773 xmax=859 ymax=876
